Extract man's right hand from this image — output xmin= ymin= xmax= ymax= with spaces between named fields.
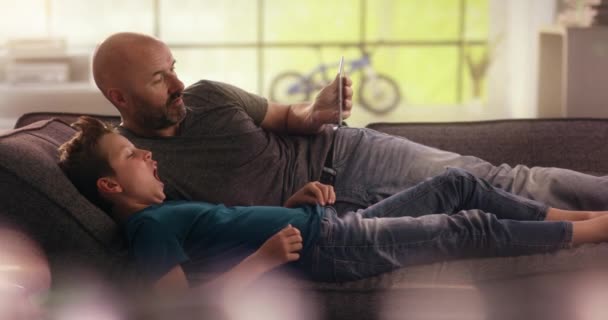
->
xmin=254 ymin=225 xmax=303 ymax=270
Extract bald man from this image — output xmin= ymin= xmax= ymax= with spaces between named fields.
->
xmin=91 ymin=32 xmax=608 ymax=212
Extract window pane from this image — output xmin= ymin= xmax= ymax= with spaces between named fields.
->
xmin=461 ymin=44 xmax=488 ymax=103
xmin=160 ymin=0 xmax=257 ymax=43
xmin=172 ymin=48 xmax=258 ymax=94
xmin=264 ymin=0 xmax=361 ymax=43
xmin=51 ymin=0 xmax=155 ymax=46
xmin=366 ymin=0 xmax=461 ymax=41
xmin=339 ymin=47 xmax=458 ymax=126
xmin=0 ymin=0 xmax=46 ymax=44
xmin=465 ymin=0 xmax=489 ymax=40
xmin=368 ymin=47 xmax=458 ymax=104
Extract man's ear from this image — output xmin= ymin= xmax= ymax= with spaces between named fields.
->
xmin=107 ymin=88 xmax=128 ymax=110
xmin=97 ymin=176 xmax=123 ymax=194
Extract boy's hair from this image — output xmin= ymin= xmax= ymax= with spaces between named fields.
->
xmin=58 ymin=116 xmax=117 ymax=213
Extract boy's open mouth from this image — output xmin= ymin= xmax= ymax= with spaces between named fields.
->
xmin=153 ymin=168 xmax=162 ymax=182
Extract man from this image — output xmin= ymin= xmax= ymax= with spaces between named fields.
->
xmin=92 ymin=32 xmax=608 ymax=212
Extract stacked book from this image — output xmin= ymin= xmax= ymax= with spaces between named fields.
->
xmin=5 ymin=38 xmax=70 ymax=84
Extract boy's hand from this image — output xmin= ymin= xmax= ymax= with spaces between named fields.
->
xmin=284 ymin=181 xmax=336 ymax=208
xmin=255 ymin=225 xmax=303 ymax=270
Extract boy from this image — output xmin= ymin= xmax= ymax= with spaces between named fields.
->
xmin=59 ymin=116 xmax=608 ymax=296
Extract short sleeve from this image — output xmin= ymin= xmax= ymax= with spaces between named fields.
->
xmin=129 ymin=219 xmax=189 ymax=282
xmin=183 ymin=80 xmax=268 ymax=126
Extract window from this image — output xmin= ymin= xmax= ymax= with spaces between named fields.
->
xmin=1 ymin=0 xmax=489 ymax=126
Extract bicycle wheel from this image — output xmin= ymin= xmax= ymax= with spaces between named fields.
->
xmin=358 ymin=74 xmax=401 ymax=115
xmin=269 ymin=71 xmax=311 ymax=103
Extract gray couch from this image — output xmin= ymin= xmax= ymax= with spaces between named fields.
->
xmin=3 ymin=113 xmax=608 ymax=319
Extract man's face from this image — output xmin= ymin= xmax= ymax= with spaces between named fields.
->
xmin=123 ymin=42 xmax=187 ymax=131
xmin=98 ymin=132 xmax=166 ymax=205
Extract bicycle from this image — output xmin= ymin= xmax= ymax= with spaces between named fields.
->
xmin=269 ymin=45 xmax=402 ymax=115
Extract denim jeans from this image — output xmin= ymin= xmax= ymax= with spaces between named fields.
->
xmin=304 ymin=168 xmax=572 ymax=282
xmin=329 ymin=127 xmax=608 ymax=212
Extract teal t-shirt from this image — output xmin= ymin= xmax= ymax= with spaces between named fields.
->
xmin=125 ymin=200 xmax=324 ymax=282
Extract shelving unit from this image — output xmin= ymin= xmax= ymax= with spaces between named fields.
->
xmin=0 ymin=40 xmax=116 ymax=130
xmin=538 ymin=26 xmax=608 ymax=118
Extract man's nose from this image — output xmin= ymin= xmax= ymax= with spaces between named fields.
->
xmin=167 ymin=73 xmax=185 ymax=94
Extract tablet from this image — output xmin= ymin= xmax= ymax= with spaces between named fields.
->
xmin=338 ymin=56 xmax=344 ymax=127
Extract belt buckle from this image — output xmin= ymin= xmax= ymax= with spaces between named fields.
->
xmin=321 ymin=167 xmax=336 ymax=186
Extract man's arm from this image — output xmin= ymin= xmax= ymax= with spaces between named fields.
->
xmin=261 ymin=75 xmax=353 ymax=134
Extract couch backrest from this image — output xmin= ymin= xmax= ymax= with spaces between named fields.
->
xmin=367 ymin=119 xmax=608 ymax=176
xmin=14 ymin=112 xmax=121 ymax=129
xmin=0 ymin=119 xmax=129 ymax=279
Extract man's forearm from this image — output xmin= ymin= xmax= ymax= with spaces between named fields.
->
xmin=262 ymin=74 xmax=351 ymax=134
xmin=285 ymin=103 xmax=324 ymax=134
xmin=262 ymin=102 xmax=324 ymax=135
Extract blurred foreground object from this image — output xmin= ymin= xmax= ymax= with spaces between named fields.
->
xmin=557 ymin=0 xmax=600 ymax=27
xmin=0 ymin=227 xmax=51 ymax=319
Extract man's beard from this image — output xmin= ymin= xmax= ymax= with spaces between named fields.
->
xmin=136 ymin=94 xmax=186 ymax=130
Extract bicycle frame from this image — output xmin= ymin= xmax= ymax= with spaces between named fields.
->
xmin=287 ymin=53 xmax=374 ymax=95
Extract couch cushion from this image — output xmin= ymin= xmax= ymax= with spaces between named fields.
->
xmin=367 ymin=119 xmax=608 ymax=176
xmin=0 ymin=119 xmax=123 ymax=249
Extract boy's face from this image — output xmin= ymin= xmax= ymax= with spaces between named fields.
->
xmin=97 ymin=132 xmax=166 ymax=205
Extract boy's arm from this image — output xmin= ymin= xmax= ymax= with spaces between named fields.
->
xmin=154 ymin=225 xmax=303 ymax=300
xmin=284 ymin=181 xmax=336 ymax=208
xmin=154 ymin=265 xmax=189 ymax=293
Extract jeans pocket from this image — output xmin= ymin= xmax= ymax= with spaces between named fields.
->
xmin=332 ymin=258 xmax=395 ymax=282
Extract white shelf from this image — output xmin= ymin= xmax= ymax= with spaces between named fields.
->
xmin=0 ymin=82 xmax=117 ymax=130
xmin=0 ymin=82 xmax=98 ymax=91
xmin=538 ymin=26 xmax=608 ymax=118
xmin=0 ymin=47 xmax=115 ymax=130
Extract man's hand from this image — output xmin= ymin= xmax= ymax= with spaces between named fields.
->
xmin=310 ymin=74 xmax=353 ymax=127
xmin=254 ymin=225 xmax=303 ymax=270
xmin=284 ymin=181 xmax=336 ymax=208
xmin=263 ymin=74 xmax=353 ymax=134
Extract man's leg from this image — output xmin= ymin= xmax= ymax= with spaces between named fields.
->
xmin=331 ymin=127 xmax=608 ymax=212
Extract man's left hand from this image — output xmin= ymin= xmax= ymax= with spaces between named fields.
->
xmin=310 ymin=74 xmax=353 ymax=126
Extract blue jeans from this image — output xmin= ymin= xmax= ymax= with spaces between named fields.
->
xmin=330 ymin=127 xmax=608 ymax=212
xmin=304 ymin=168 xmax=572 ymax=282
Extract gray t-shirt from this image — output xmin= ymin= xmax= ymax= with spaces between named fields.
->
xmin=120 ymin=80 xmax=335 ymax=206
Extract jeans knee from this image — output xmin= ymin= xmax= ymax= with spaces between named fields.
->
xmin=443 ymin=167 xmax=476 ymax=181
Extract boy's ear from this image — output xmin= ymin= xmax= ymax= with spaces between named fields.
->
xmin=97 ymin=176 xmax=123 ymax=194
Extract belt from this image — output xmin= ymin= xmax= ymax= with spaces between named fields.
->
xmin=320 ymin=140 xmax=336 ymax=186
